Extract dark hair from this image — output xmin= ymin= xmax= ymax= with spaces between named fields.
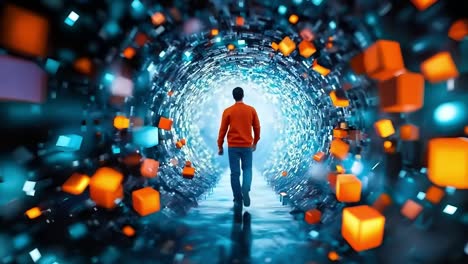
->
xmin=233 ymin=87 xmax=244 ymax=101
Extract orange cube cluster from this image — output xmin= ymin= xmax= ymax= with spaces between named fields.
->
xmin=305 ymin=209 xmax=321 ymax=224
xmin=374 ymin=119 xmax=395 ymax=138
xmin=62 ymin=173 xmax=90 ymax=195
xmin=114 ymin=115 xmax=130 ymax=130
xmin=330 ymin=139 xmax=350 ymax=160
xmin=372 ymin=193 xmax=392 ymax=213
xmin=278 ymin=36 xmax=296 ymax=56
xmin=25 ymin=207 xmax=42 ymax=219
xmin=342 ymin=205 xmax=385 ymax=252
xmin=89 ymin=167 xmax=124 ymax=209
xmin=0 ymin=5 xmax=49 ymax=57
xmin=400 ymin=124 xmax=419 ymax=141
xmin=336 ymin=174 xmax=362 ymax=202
xmin=329 ymin=90 xmax=349 ymax=107
xmin=425 ymin=186 xmax=445 ymax=204
xmin=448 ymin=19 xmax=468 ymax=41
xmin=378 ymin=72 xmax=424 ymax=113
xmin=140 ymin=158 xmax=159 ymax=178
xmin=158 ymin=117 xmax=173 ymax=130
xmin=350 ymin=40 xmax=405 ymax=81
xmin=132 ymin=187 xmax=161 ymax=216
xmin=428 ymin=138 xmax=468 ymax=189
xmin=313 ymin=151 xmax=325 ymax=162
xmin=298 ymin=40 xmax=316 ymax=58
xmin=401 ymin=199 xmax=423 ymax=220
xmin=420 ymin=52 xmax=459 ymax=83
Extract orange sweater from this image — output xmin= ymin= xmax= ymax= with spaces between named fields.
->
xmin=217 ymin=101 xmax=261 ymax=148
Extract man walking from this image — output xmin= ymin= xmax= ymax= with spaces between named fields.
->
xmin=217 ymin=87 xmax=261 ymax=207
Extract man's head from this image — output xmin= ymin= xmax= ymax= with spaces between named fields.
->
xmin=233 ymin=87 xmax=244 ymax=101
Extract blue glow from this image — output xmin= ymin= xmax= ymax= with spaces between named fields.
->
xmin=309 ymin=230 xmax=319 ymax=238
xmin=45 ymin=58 xmax=60 ymax=74
xmin=434 ymin=102 xmax=464 ymax=125
xmin=184 ymin=51 xmax=193 ymax=60
xmin=104 ymin=21 xmax=120 ymax=36
xmin=131 ymin=0 xmax=144 ymax=11
xmin=329 ymin=21 xmax=337 ymax=29
xmin=133 ymin=126 xmax=159 ymax=148
xmin=159 ymin=51 xmax=166 ymax=58
xmin=64 ymin=11 xmax=79 ymax=26
xmin=293 ymin=0 xmax=303 ymax=4
xmin=238 ymin=39 xmax=246 ymax=45
xmin=312 ymin=0 xmax=324 ymax=6
xmin=351 ymin=161 xmax=363 ymax=175
xmin=56 ymin=134 xmax=83 ymax=151
xmin=68 ymin=223 xmax=88 ymax=239
xmin=104 ymin=73 xmax=115 ymax=83
xmin=417 ymin=192 xmax=426 ymax=200
xmin=278 ymin=5 xmax=287 ymax=15
xmin=443 ymin=204 xmax=457 ymax=215
xmin=13 ymin=233 xmax=30 ymax=250
xmin=214 ymin=36 xmax=222 ymax=43
xmin=112 ymin=145 xmax=121 ymax=154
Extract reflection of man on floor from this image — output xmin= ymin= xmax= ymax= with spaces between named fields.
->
xmin=217 ymin=87 xmax=261 ymax=207
xmin=229 ymin=208 xmax=252 ymax=263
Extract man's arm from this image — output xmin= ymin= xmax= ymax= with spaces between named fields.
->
xmin=252 ymin=108 xmax=260 ymax=147
xmin=217 ymin=110 xmax=229 ymax=150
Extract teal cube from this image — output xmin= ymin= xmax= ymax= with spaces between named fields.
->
xmin=56 ymin=134 xmax=83 ymax=151
xmin=133 ymin=126 xmax=159 ymax=148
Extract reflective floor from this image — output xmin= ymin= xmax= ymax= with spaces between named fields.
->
xmin=178 ymin=167 xmax=316 ymax=264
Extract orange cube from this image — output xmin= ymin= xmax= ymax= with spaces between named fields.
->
xmin=305 ymin=209 xmax=321 ymax=224
xmin=132 ymin=187 xmax=161 ymax=216
xmin=122 ymin=47 xmax=136 ymax=59
xmin=140 ymin=158 xmax=159 ymax=178
xmin=420 ymin=52 xmax=459 ymax=83
xmin=313 ymin=151 xmax=325 ymax=162
xmin=428 ymin=138 xmax=468 ymax=189
xmin=355 ymin=40 xmax=405 ymax=81
xmin=330 ymin=139 xmax=350 ymax=160
xmin=151 ymin=12 xmax=165 ymax=26
xmin=271 ymin=42 xmax=279 ymax=51
xmin=236 ymin=16 xmax=245 ymax=26
xmin=400 ymin=124 xmax=419 ymax=141
xmin=336 ymin=174 xmax=362 ymax=202
xmin=448 ymin=19 xmax=468 ymax=41
xmin=378 ymin=72 xmax=424 ymax=113
xmin=0 ymin=5 xmax=49 ymax=57
xmin=176 ymin=141 xmax=183 ymax=149
xmin=211 ymin=28 xmax=219 ymax=36
xmin=333 ymin=129 xmax=349 ymax=139
xmin=122 ymin=225 xmax=135 ymax=237
xmin=134 ymin=33 xmax=149 ymax=47
xmin=342 ymin=205 xmax=385 ymax=252
xmin=183 ymin=166 xmax=195 ymax=179
xmin=336 ymin=165 xmax=346 ymax=174
xmin=74 ymin=57 xmax=93 ymax=75
xmin=114 ymin=115 xmax=130 ymax=130
xmin=328 ymin=251 xmax=340 ymax=261
xmin=425 ymin=186 xmax=445 ymax=204
xmin=329 ymin=90 xmax=349 ymax=107
xmin=158 ymin=117 xmax=173 ymax=130
xmin=180 ymin=138 xmax=186 ymax=145
xmin=298 ymin=40 xmax=316 ymax=58
xmin=312 ymin=60 xmax=331 ymax=76
xmin=278 ymin=36 xmax=296 ymax=56
xmin=227 ymin=44 xmax=235 ymax=51
xmin=374 ymin=119 xmax=395 ymax=138
xmin=400 ymin=199 xmax=423 ymax=220
xmin=383 ymin=140 xmax=395 ymax=154
xmin=25 ymin=207 xmax=42 ymax=219
xmin=410 ymin=0 xmax=438 ymax=11
xmin=372 ymin=193 xmax=392 ymax=213
xmin=62 ymin=173 xmax=90 ymax=195
xmin=89 ymin=167 xmax=124 ymax=209
xmin=328 ymin=173 xmax=338 ymax=190
xmin=289 ymin=14 xmax=299 ymax=24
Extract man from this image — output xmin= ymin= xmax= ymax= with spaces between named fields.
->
xmin=217 ymin=87 xmax=261 ymax=207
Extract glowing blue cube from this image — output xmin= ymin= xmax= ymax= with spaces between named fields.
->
xmin=64 ymin=11 xmax=79 ymax=26
xmin=68 ymin=222 xmax=87 ymax=239
xmin=278 ymin=5 xmax=287 ymax=15
xmin=56 ymin=134 xmax=83 ymax=151
xmin=133 ymin=126 xmax=159 ymax=148
xmin=45 ymin=58 xmax=60 ymax=74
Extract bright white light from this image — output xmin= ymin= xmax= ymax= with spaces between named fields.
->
xmin=159 ymin=51 xmax=166 ymax=58
xmin=416 ymin=192 xmax=426 ymax=200
xmin=214 ymin=37 xmax=221 ymax=43
xmin=29 ymin=248 xmax=41 ymax=262
xmin=434 ymin=102 xmax=458 ymax=124
xmin=447 ymin=78 xmax=455 ymax=91
xmin=238 ymin=39 xmax=246 ymax=45
xmin=443 ymin=204 xmax=457 ymax=215
xmin=351 ymin=161 xmax=364 ymax=175
xmin=65 ymin=11 xmax=79 ymax=26
xmin=309 ymin=230 xmax=319 ymax=238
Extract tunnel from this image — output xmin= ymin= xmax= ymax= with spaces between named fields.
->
xmin=0 ymin=0 xmax=467 ymax=263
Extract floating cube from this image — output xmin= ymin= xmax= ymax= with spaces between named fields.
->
xmin=111 ymin=76 xmax=134 ymax=97
xmin=0 ymin=55 xmax=47 ymax=103
xmin=400 ymin=199 xmax=423 ymax=220
xmin=428 ymin=138 xmax=468 ymax=189
xmin=333 ymin=129 xmax=349 ymax=139
xmin=151 ymin=12 xmax=165 ymax=26
xmin=122 ymin=225 xmax=135 ymax=237
xmin=342 ymin=205 xmax=385 ymax=252
xmin=236 ymin=16 xmax=244 ymax=26
xmin=278 ymin=36 xmax=296 ymax=56
xmin=351 ymin=40 xmax=405 ymax=81
xmin=374 ymin=119 xmax=395 ymax=138
xmin=271 ymin=42 xmax=279 ymax=51
xmin=62 ymin=173 xmax=90 ymax=195
xmin=289 ymin=14 xmax=299 ymax=24
xmin=140 ymin=158 xmax=159 ymax=178
xmin=132 ymin=187 xmax=160 ymax=216
xmin=312 ymin=60 xmax=331 ymax=76
xmin=410 ymin=0 xmax=438 ymax=11
xmin=313 ymin=152 xmax=325 ymax=162
xmin=400 ymin=124 xmax=419 ymax=141
xmin=89 ymin=167 xmax=123 ymax=209
xmin=336 ymin=174 xmax=362 ymax=202
xmin=158 ymin=117 xmax=173 ymax=131
xmin=56 ymin=134 xmax=83 ymax=151
xmin=298 ymin=40 xmax=316 ymax=58
xmin=182 ymin=166 xmax=195 ymax=179
xmin=330 ymin=139 xmax=349 ymax=160
xmin=328 ymin=172 xmax=338 ymax=190
xmin=114 ymin=115 xmax=130 ymax=130
xmin=300 ymin=28 xmax=314 ymax=41
xmin=420 ymin=52 xmax=459 ymax=83
xmin=372 ymin=193 xmax=392 ymax=213
xmin=378 ymin=72 xmax=424 ymax=113
xmin=448 ymin=19 xmax=468 ymax=41
xmin=176 ymin=141 xmax=183 ymax=149
xmin=74 ymin=57 xmax=93 ymax=75
xmin=180 ymin=138 xmax=186 ymax=145
xmin=305 ymin=209 xmax=321 ymax=224
xmin=133 ymin=126 xmax=159 ymax=148
xmin=0 ymin=5 xmax=49 ymax=57
xmin=25 ymin=207 xmax=42 ymax=219
xmin=425 ymin=186 xmax=445 ymax=204
xmin=329 ymin=90 xmax=349 ymax=107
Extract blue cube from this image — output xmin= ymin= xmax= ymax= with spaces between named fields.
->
xmin=133 ymin=126 xmax=159 ymax=148
xmin=56 ymin=134 xmax=83 ymax=151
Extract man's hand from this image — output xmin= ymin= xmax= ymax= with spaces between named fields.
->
xmin=218 ymin=147 xmax=224 ymax=155
xmin=252 ymin=144 xmax=256 ymax=152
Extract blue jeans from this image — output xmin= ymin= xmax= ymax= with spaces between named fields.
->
xmin=228 ymin=147 xmax=253 ymax=201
